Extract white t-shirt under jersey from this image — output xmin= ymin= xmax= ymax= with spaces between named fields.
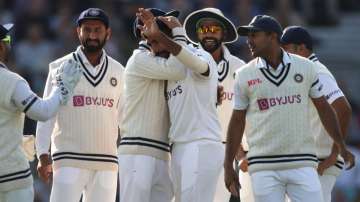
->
xmin=167 ymin=45 xmax=221 ymax=143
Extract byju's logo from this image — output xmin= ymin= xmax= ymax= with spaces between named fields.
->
xmin=257 ymin=94 xmax=302 ymax=111
xmin=72 ymin=95 xmax=114 ymax=108
xmin=73 ymin=95 xmax=85 ymax=106
xmin=257 ymin=98 xmax=269 ymax=110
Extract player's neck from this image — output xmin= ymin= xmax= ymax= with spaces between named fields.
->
xmin=264 ymin=47 xmax=282 ymax=69
xmin=211 ymin=47 xmax=223 ymax=64
xmin=83 ymin=50 xmax=102 ymax=67
xmin=303 ymin=50 xmax=312 ymax=58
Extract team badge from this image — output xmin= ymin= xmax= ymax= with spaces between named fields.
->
xmin=294 ymin=73 xmax=303 ymax=83
xmin=110 ymin=77 xmax=117 ymax=87
xmin=89 ymin=9 xmax=100 ymax=16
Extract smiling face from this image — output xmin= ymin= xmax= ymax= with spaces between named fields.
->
xmin=77 ymin=20 xmax=111 ymax=53
xmin=246 ymin=31 xmax=274 ymax=58
xmin=196 ymin=19 xmax=224 ymax=53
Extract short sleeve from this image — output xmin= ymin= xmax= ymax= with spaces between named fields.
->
xmin=233 ymin=71 xmax=249 ymax=110
xmin=318 ymin=73 xmax=344 ymax=104
xmin=309 ymin=62 xmax=323 ymax=98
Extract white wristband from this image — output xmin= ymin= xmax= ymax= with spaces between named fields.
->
xmin=175 ymin=47 xmax=208 ymax=74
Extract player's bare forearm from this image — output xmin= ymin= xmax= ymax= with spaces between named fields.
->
xmin=312 ymin=96 xmax=345 ymax=149
xmin=224 ymin=109 xmax=246 ymax=169
xmin=328 ymin=97 xmax=352 ymax=157
xmin=331 ymin=96 xmax=352 ymax=138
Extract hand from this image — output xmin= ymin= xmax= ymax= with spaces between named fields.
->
xmin=224 ymin=166 xmax=240 ymax=197
xmin=216 ymin=85 xmax=225 ymax=106
xmin=158 ymin=16 xmax=182 ymax=29
xmin=136 ymin=8 xmax=155 ymax=28
xmin=37 ymin=154 xmax=53 ymax=184
xmin=317 ymin=154 xmax=337 ymax=175
xmin=53 ymin=59 xmax=82 ymax=105
xmin=239 ymin=159 xmax=248 ymax=172
xmin=339 ymin=146 xmax=355 ymax=170
xmin=136 ymin=8 xmax=161 ymax=40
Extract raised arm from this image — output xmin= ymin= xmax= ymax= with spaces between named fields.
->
xmin=138 ymin=8 xmax=209 ymax=75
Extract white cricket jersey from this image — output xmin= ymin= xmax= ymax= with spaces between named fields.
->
xmin=0 ymin=63 xmax=32 ymax=191
xmin=118 ymin=38 xmax=189 ymax=161
xmin=167 ymin=45 xmax=222 ymax=143
xmin=308 ymin=53 xmax=345 ymax=175
xmin=234 ymin=51 xmax=323 ymax=173
xmin=200 ymin=45 xmax=246 ymax=142
xmin=36 ymin=47 xmax=124 ymax=171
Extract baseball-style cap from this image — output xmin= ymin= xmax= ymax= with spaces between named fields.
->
xmin=281 ymin=26 xmax=313 ymax=50
xmin=237 ymin=15 xmax=282 ymax=37
xmin=133 ymin=8 xmax=180 ymax=39
xmin=77 ymin=8 xmax=109 ymax=28
xmin=0 ymin=23 xmax=13 ymax=40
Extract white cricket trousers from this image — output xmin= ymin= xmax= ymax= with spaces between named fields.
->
xmin=118 ymin=154 xmax=173 ymax=202
xmin=319 ymin=174 xmax=336 ymax=202
xmin=50 ymin=167 xmax=117 ymax=202
xmin=250 ymin=167 xmax=323 ymax=202
xmin=214 ymin=168 xmax=230 ymax=202
xmin=239 ymin=168 xmax=255 ymax=202
xmin=0 ymin=186 xmax=33 ymax=202
xmin=171 ymin=139 xmax=224 ymax=202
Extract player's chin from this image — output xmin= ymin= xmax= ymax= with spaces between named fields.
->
xmin=84 ymin=45 xmax=102 ymax=52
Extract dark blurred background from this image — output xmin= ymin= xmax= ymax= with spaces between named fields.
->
xmin=0 ymin=0 xmax=359 ymax=201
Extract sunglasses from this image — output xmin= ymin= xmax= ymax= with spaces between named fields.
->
xmin=196 ymin=25 xmax=222 ymax=34
xmin=1 ymin=35 xmax=11 ymax=46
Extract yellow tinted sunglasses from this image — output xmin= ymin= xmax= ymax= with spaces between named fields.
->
xmin=2 ymin=35 xmax=11 ymax=46
xmin=197 ymin=25 xmax=222 ymax=34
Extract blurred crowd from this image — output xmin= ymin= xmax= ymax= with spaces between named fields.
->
xmin=0 ymin=0 xmax=359 ymax=201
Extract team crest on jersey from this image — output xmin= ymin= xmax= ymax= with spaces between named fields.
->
xmin=110 ymin=77 xmax=117 ymax=87
xmin=294 ymin=73 xmax=303 ymax=83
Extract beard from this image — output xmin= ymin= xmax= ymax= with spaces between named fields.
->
xmin=200 ymin=37 xmax=222 ymax=53
xmin=81 ymin=36 xmax=107 ymax=53
xmin=2 ymin=44 xmax=11 ymax=63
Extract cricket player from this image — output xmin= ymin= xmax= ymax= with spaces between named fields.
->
xmin=183 ymin=7 xmax=246 ymax=201
xmin=36 ymin=8 xmax=124 ymax=202
xmin=0 ymin=23 xmax=81 ymax=202
xmin=224 ymin=15 xmax=355 ymax=202
xmin=281 ymin=26 xmax=352 ymax=202
xmin=118 ymin=8 xmax=183 ymax=202
xmin=136 ymin=9 xmax=222 ymax=202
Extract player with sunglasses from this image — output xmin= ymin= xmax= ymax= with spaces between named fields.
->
xmin=184 ymin=8 xmax=246 ymax=202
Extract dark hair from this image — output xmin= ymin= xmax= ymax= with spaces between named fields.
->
xmin=155 ymin=18 xmax=172 ymax=37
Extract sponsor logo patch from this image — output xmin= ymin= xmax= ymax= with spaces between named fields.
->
xmin=73 ymin=95 xmax=114 ymax=108
xmin=257 ymin=94 xmax=302 ymax=111
xmin=248 ymin=78 xmax=262 ymax=87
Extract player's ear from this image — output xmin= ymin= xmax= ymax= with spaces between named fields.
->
xmin=106 ymin=28 xmax=111 ymax=41
xmin=76 ymin=26 xmax=81 ymax=35
xmin=0 ymin=42 xmax=5 ymax=53
xmin=76 ymin=26 xmax=81 ymax=41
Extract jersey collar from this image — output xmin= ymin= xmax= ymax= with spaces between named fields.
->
xmin=256 ymin=49 xmax=291 ymax=71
